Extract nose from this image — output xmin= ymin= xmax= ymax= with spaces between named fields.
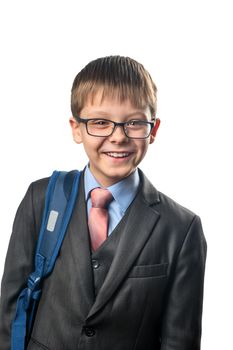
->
xmin=108 ymin=124 xmax=128 ymax=143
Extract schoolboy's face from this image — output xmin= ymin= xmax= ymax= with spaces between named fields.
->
xmin=70 ymin=92 xmax=160 ymax=187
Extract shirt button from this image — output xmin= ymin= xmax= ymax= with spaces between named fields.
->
xmin=92 ymin=259 xmax=100 ymax=269
xmin=83 ymin=326 xmax=96 ymax=337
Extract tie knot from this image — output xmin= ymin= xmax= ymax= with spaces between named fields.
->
xmin=90 ymin=188 xmax=113 ymax=209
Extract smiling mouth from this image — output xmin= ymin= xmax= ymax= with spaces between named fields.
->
xmin=105 ymin=152 xmax=131 ymax=158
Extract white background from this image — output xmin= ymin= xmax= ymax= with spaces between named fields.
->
xmin=0 ymin=0 xmax=232 ymax=348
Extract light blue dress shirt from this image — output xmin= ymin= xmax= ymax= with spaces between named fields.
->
xmin=84 ymin=166 xmax=140 ymax=235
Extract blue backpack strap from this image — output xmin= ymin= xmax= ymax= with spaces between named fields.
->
xmin=11 ymin=170 xmax=81 ymax=350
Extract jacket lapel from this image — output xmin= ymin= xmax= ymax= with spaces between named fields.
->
xmin=87 ymin=170 xmax=160 ymax=319
xmin=66 ymin=173 xmax=95 ymax=315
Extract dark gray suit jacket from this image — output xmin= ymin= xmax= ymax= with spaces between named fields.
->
xmin=0 ymin=170 xmax=207 ymax=350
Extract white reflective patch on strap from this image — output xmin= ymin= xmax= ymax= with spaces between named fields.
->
xmin=47 ymin=210 xmax=59 ymax=232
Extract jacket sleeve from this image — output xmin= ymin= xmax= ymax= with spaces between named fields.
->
xmin=160 ymin=215 xmax=207 ymax=350
xmin=0 ymin=183 xmax=43 ymax=350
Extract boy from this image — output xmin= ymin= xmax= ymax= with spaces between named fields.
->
xmin=0 ymin=56 xmax=207 ymax=349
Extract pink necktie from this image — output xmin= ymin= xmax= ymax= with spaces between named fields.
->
xmin=88 ymin=188 xmax=113 ymax=251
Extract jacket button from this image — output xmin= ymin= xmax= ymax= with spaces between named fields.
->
xmin=92 ymin=259 xmax=100 ymax=269
xmin=83 ymin=326 xmax=96 ymax=337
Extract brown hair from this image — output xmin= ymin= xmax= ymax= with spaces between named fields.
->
xmin=71 ymin=56 xmax=157 ymax=118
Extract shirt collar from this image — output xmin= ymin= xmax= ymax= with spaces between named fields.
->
xmin=84 ymin=165 xmax=140 ymax=213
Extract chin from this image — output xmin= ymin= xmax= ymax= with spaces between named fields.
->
xmin=107 ymin=170 xmax=132 ymax=181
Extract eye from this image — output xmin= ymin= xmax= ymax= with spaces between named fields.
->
xmin=89 ymin=119 xmax=112 ymax=128
xmin=126 ymin=120 xmax=145 ymax=127
xmin=126 ymin=120 xmax=138 ymax=126
xmin=94 ymin=120 xmax=106 ymax=125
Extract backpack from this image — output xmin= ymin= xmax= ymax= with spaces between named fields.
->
xmin=11 ymin=170 xmax=81 ymax=350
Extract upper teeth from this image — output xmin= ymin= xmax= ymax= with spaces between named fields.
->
xmin=107 ymin=152 xmax=129 ymax=158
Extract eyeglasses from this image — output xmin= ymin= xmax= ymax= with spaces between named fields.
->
xmin=75 ymin=116 xmax=156 ymax=139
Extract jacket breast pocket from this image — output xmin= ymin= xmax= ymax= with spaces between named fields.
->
xmin=128 ymin=263 xmax=168 ymax=278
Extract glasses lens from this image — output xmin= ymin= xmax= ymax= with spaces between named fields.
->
xmin=125 ymin=121 xmax=151 ymax=139
xmin=87 ymin=119 xmax=114 ymax=136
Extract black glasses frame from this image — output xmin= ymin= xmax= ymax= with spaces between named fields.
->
xmin=75 ymin=116 xmax=155 ymax=139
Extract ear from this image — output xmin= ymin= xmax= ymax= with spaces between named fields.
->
xmin=149 ymin=118 xmax=160 ymax=144
xmin=69 ymin=117 xmax=83 ymax=144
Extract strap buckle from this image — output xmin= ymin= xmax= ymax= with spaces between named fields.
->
xmin=23 ymin=273 xmax=41 ymax=310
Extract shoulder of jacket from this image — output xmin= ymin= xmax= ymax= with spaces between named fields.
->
xmin=30 ymin=176 xmax=50 ymax=197
xmin=157 ymin=190 xmax=198 ymax=224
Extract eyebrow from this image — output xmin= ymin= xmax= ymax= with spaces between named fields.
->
xmin=82 ymin=110 xmax=148 ymax=118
